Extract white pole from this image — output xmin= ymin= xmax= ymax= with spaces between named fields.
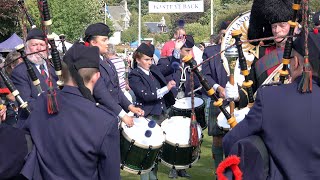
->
xmin=104 ymin=3 xmax=107 ymax=24
xmin=211 ymin=0 xmax=213 ymax=35
xmin=138 ymin=0 xmax=141 ymax=45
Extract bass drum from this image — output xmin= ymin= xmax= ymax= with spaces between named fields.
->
xmin=120 ymin=117 xmax=165 ymax=174
xmin=160 ymin=116 xmax=202 ymax=169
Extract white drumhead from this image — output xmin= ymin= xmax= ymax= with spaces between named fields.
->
xmin=173 ymin=97 xmax=203 ymax=109
xmin=161 ymin=116 xmax=202 ymax=146
xmin=217 ymin=106 xmax=250 ymax=129
xmin=121 ymin=117 xmax=165 ymax=147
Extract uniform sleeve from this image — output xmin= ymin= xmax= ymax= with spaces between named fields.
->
xmin=157 ymin=57 xmax=174 ymax=77
xmin=201 ymin=48 xmax=218 ymax=87
xmin=11 ymin=69 xmax=33 ymax=103
xmin=93 ymin=78 xmax=123 ymax=115
xmin=128 ymin=72 xmax=158 ymax=102
xmin=98 ymin=120 xmax=120 ymax=180
xmin=223 ymin=87 xmax=264 ymax=155
xmin=118 ymin=90 xmax=131 ymax=112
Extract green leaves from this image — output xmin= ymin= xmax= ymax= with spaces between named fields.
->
xmin=24 ymin=0 xmax=113 ymax=42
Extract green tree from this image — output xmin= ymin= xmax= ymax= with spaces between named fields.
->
xmin=310 ymin=0 xmax=320 ymax=12
xmin=0 ymin=0 xmax=21 ymax=42
xmin=25 ymin=0 xmax=114 ymax=42
xmin=184 ymin=23 xmax=211 ymax=43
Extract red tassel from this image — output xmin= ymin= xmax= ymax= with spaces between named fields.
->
xmin=47 ymin=80 xmax=59 ymax=114
xmin=314 ymin=28 xmax=319 ymax=35
xmin=190 ymin=113 xmax=199 ymax=147
xmin=0 ymin=88 xmax=11 ymax=94
xmin=216 ymin=155 xmax=243 ymax=180
xmin=84 ymin=42 xmax=90 ymax=47
xmin=298 ymin=58 xmax=313 ymax=93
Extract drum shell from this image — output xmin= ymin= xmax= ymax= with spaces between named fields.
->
xmin=171 ymin=97 xmax=207 ymax=130
xmin=160 ymin=142 xmax=200 ymax=169
xmin=120 ymin=133 xmax=162 ymax=174
xmin=159 ymin=116 xmax=202 ymax=169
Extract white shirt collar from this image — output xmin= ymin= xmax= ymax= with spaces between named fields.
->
xmin=138 ymin=65 xmax=150 ymax=75
xmin=35 ymin=63 xmax=48 ymax=74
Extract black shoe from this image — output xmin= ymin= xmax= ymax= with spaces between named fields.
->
xmin=177 ymin=169 xmax=191 ymax=178
xmin=168 ymin=169 xmax=178 ymax=179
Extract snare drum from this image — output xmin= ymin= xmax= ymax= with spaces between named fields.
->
xmin=160 ymin=116 xmax=202 ymax=169
xmin=171 ymin=97 xmax=207 ymax=130
xmin=217 ymin=106 xmax=250 ymax=131
xmin=120 ymin=117 xmax=165 ymax=174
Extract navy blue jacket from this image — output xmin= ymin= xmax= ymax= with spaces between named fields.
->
xmin=202 ymin=44 xmax=248 ymax=107
xmin=223 ymin=77 xmax=320 ymax=179
xmin=21 ymin=86 xmax=120 ymax=180
xmin=201 ymin=44 xmax=228 ymax=96
xmin=129 ymin=65 xmax=175 ymax=116
xmin=0 ymin=124 xmax=28 ymax=179
xmin=157 ymin=56 xmax=201 ymax=97
xmin=11 ymin=62 xmax=58 ymax=103
xmin=93 ymin=58 xmax=131 ymax=115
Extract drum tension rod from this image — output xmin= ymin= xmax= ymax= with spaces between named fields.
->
xmin=173 ymin=143 xmax=179 ymax=167
xmin=122 ymin=139 xmax=135 ymax=167
xmin=139 ymin=145 xmax=153 ymax=172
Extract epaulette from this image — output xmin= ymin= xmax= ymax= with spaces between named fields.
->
xmin=260 ymin=82 xmax=282 ymax=88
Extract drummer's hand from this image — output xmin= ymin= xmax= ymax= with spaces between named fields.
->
xmin=122 ymin=115 xmax=134 ymax=127
xmin=225 ymin=82 xmax=239 ymax=101
xmin=128 ymin=104 xmax=144 ymax=116
xmin=0 ymin=105 xmax=6 ymax=121
xmin=167 ymin=80 xmax=176 ymax=90
xmin=174 ymin=37 xmax=186 ymax=50
xmin=217 ymin=86 xmax=226 ymax=99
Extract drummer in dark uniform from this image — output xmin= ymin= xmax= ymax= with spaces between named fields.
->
xmin=83 ymin=23 xmax=144 ymax=127
xmin=157 ymin=35 xmax=201 ymax=99
xmin=20 ymin=43 xmax=120 ymax=180
xmin=223 ymin=32 xmax=320 ymax=179
xmin=129 ymin=43 xmax=176 ymax=180
xmin=157 ymin=35 xmax=199 ymax=178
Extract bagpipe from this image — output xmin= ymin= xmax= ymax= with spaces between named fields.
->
xmin=182 ymin=55 xmax=237 ymax=130
xmin=0 ymin=67 xmax=30 ymax=114
xmin=18 ymin=0 xmax=37 ymax=29
xmin=14 ymin=0 xmax=67 ymax=114
xmin=215 ymin=2 xmax=301 ymax=131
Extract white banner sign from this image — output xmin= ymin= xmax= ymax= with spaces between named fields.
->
xmin=148 ymin=1 xmax=204 ymax=13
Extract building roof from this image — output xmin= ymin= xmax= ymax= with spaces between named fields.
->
xmin=144 ymin=22 xmax=168 ymax=33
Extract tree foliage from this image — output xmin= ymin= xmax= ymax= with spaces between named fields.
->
xmin=184 ymin=23 xmax=210 ymax=43
xmin=24 ymin=0 xmax=114 ymax=42
xmin=0 ymin=0 xmax=21 ymax=42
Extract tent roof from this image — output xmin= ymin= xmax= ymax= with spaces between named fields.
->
xmin=0 ymin=33 xmax=23 ymax=52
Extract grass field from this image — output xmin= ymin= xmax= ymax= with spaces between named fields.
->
xmin=121 ymin=129 xmax=216 ymax=180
